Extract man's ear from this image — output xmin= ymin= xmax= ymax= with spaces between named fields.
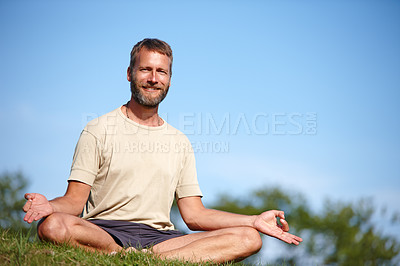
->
xmin=127 ymin=67 xmax=132 ymax=82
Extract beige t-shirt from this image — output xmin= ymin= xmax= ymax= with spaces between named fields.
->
xmin=68 ymin=107 xmax=202 ymax=230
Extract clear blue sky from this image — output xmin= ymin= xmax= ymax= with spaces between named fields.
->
xmin=1 ymin=0 xmax=399 ymax=260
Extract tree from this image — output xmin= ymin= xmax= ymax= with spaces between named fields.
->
xmin=210 ymin=186 xmax=400 ymax=265
xmin=296 ymin=199 xmax=400 ymax=265
xmin=0 ymin=171 xmax=29 ymax=232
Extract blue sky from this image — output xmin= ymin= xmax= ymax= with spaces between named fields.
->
xmin=1 ymin=0 xmax=399 ymax=259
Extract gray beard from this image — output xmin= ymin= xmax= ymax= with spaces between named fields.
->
xmin=130 ymin=81 xmax=169 ymax=108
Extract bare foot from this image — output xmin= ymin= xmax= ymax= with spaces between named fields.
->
xmin=125 ymin=247 xmax=152 ymax=254
xmin=125 ymin=247 xmax=137 ymax=253
xmin=109 ymin=247 xmax=139 ymax=255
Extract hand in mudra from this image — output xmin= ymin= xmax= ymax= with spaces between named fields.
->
xmin=23 ymin=193 xmax=54 ymax=223
xmin=253 ymin=210 xmax=302 ymax=245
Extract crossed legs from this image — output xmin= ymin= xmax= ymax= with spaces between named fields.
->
xmin=38 ymin=213 xmax=262 ymax=263
xmin=152 ymin=227 xmax=262 ymax=263
xmin=37 ymin=213 xmax=122 ymax=253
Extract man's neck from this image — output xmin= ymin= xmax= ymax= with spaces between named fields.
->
xmin=124 ymin=99 xmax=163 ymax=127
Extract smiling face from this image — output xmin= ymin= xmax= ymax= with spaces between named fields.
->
xmin=128 ymin=48 xmax=171 ymax=108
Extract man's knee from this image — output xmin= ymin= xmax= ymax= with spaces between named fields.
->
xmin=223 ymin=227 xmax=262 ymax=257
xmin=37 ymin=213 xmax=69 ymax=243
xmin=236 ymin=227 xmax=263 ymax=255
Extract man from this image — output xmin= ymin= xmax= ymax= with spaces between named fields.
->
xmin=23 ymin=38 xmax=302 ymax=263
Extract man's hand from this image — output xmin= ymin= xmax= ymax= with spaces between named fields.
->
xmin=253 ymin=210 xmax=303 ymax=245
xmin=23 ymin=193 xmax=54 ymax=223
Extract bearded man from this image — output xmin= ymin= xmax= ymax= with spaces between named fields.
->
xmin=23 ymin=38 xmax=302 ymax=263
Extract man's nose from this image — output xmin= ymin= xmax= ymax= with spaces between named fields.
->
xmin=147 ymin=71 xmax=158 ymax=84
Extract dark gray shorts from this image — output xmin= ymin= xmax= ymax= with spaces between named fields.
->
xmin=88 ymin=219 xmax=184 ymax=249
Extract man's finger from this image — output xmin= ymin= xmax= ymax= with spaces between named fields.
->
xmin=283 ymin=232 xmax=303 ymax=245
xmin=24 ymin=210 xmax=33 ymax=223
xmin=28 ymin=211 xmax=40 ymax=224
xmin=24 ymin=193 xmax=33 ymax=200
xmin=291 ymin=235 xmax=303 ymax=245
xmin=34 ymin=212 xmax=44 ymax=221
xmin=294 ymin=235 xmax=303 ymax=242
xmin=271 ymin=210 xmax=285 ymax=219
xmin=22 ymin=200 xmax=32 ymax=212
xmin=280 ymin=218 xmax=289 ymax=232
xmin=280 ymin=233 xmax=303 ymax=245
xmin=291 ymin=238 xmax=300 ymax=245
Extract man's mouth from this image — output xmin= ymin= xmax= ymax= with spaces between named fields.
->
xmin=143 ymin=87 xmax=160 ymax=92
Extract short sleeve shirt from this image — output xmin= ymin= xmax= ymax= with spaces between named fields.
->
xmin=68 ymin=107 xmax=202 ymax=230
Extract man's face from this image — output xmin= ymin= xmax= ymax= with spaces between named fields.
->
xmin=128 ymin=48 xmax=171 ymax=108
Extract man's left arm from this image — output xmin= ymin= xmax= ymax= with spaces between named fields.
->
xmin=177 ymin=196 xmax=302 ymax=245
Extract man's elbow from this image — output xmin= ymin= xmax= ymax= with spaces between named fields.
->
xmin=186 ymin=223 xmax=203 ymax=231
xmin=178 ymin=197 xmax=208 ymax=231
xmin=184 ymin=214 xmax=216 ymax=231
xmin=183 ymin=217 xmax=200 ymax=231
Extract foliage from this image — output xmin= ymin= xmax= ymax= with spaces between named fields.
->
xmin=0 ymin=171 xmax=29 ymax=232
xmin=297 ymin=199 xmax=400 ymax=265
xmin=210 ymin=186 xmax=400 ymax=265
xmin=0 ymin=228 xmax=236 ymax=266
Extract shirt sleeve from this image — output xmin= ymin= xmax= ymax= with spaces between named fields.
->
xmin=175 ymin=143 xmax=203 ymax=199
xmin=68 ymin=129 xmax=102 ymax=186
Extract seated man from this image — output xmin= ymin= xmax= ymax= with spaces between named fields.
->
xmin=23 ymin=38 xmax=302 ymax=263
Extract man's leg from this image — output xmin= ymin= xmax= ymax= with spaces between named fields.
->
xmin=37 ymin=212 xmax=122 ymax=253
xmin=151 ymin=226 xmax=262 ymax=263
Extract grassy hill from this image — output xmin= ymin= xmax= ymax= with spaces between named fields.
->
xmin=0 ymin=228 xmax=233 ymax=265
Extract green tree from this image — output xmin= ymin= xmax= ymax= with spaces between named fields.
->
xmin=210 ymin=186 xmax=400 ymax=265
xmin=296 ymin=199 xmax=400 ymax=265
xmin=0 ymin=171 xmax=29 ymax=232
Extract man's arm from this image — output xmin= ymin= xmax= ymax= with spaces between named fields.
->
xmin=177 ymin=196 xmax=302 ymax=245
xmin=23 ymin=181 xmax=91 ymax=224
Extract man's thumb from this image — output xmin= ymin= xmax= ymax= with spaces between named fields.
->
xmin=24 ymin=193 xmax=33 ymax=200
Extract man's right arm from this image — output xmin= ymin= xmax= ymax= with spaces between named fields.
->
xmin=23 ymin=181 xmax=91 ymax=224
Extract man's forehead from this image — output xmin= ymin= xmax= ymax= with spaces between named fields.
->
xmin=136 ymin=48 xmax=171 ymax=66
xmin=138 ymin=47 xmax=168 ymax=57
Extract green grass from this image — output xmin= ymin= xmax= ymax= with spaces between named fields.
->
xmin=0 ymin=228 xmax=237 ymax=266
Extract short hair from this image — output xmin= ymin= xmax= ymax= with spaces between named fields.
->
xmin=129 ymin=38 xmax=173 ymax=76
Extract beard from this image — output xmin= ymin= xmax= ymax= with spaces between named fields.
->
xmin=130 ymin=77 xmax=170 ymax=108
